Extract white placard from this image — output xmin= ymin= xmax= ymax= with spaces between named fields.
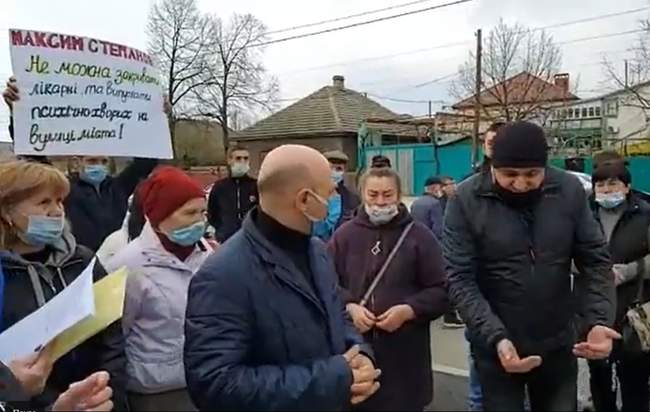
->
xmin=0 ymin=259 xmax=96 ymax=364
xmin=8 ymin=29 xmax=173 ymax=158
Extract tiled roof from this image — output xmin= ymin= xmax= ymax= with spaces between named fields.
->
xmin=453 ymin=72 xmax=579 ymax=109
xmin=237 ymin=78 xmax=400 ymax=140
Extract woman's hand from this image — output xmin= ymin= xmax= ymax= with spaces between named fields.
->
xmin=52 ymin=371 xmax=113 ymax=411
xmin=346 ymin=303 xmax=376 ymax=333
xmin=375 ymin=304 xmax=415 ymax=333
xmin=8 ymin=348 xmax=54 ymax=396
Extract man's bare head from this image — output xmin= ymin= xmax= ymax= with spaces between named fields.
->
xmin=258 ymin=145 xmax=335 ymax=234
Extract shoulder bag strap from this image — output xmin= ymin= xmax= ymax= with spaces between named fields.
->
xmin=360 ymin=222 xmax=415 ymax=307
xmin=633 ymin=258 xmax=647 ymax=305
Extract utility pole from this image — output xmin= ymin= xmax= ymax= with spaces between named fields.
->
xmin=472 ymin=28 xmax=482 ymax=168
xmin=428 ymin=100 xmax=432 ymax=118
xmin=625 ymin=59 xmax=629 ymax=88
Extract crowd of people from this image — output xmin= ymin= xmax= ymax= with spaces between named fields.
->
xmin=1 ymin=73 xmax=650 ymax=412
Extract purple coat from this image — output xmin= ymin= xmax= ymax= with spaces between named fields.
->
xmin=328 ymin=205 xmax=448 ymax=410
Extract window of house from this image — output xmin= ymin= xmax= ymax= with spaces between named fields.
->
xmin=582 ymin=108 xmax=588 ymax=117
xmin=589 ymin=107 xmax=595 ymax=117
xmin=606 ymin=100 xmax=619 ymax=116
xmin=574 ymin=108 xmax=579 ymax=118
xmin=567 ymin=109 xmax=573 ymax=118
xmin=595 ymin=107 xmax=601 ymax=117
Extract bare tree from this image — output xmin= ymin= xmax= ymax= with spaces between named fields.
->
xmin=601 ymin=19 xmax=650 ymax=153
xmin=190 ymin=14 xmax=279 ymax=149
xmin=147 ymin=0 xmax=216 ymax=149
xmin=450 ymin=19 xmax=564 ymax=122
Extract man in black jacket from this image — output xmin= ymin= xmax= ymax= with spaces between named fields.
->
xmin=443 ymin=121 xmax=619 ymax=411
xmin=3 ymin=77 xmax=158 ymax=251
xmin=207 ymin=145 xmax=258 ymax=243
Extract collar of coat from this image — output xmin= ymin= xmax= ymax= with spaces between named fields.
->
xmin=1 ymin=225 xmax=79 ymax=271
xmin=241 ymin=208 xmax=331 ymax=317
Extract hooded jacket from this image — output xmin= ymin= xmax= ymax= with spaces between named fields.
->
xmin=0 ymin=229 xmax=127 ymax=410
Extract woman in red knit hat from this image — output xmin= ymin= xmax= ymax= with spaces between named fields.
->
xmin=105 ymin=166 xmax=214 ymax=411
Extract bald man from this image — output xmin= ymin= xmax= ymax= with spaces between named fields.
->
xmin=184 ymin=145 xmax=380 ymax=411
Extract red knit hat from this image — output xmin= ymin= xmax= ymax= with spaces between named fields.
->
xmin=138 ymin=166 xmax=205 ymax=227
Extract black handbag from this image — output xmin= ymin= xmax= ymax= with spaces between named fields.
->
xmin=621 ymin=259 xmax=650 ymax=355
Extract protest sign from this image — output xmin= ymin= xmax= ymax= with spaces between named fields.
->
xmin=8 ymin=29 xmax=173 ymax=158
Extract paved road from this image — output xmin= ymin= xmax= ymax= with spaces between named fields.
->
xmin=428 ymin=319 xmax=469 ymax=411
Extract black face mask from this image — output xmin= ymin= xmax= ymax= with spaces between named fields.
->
xmin=493 ymin=182 xmax=543 ymax=209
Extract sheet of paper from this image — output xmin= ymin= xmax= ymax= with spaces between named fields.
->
xmin=50 ymin=267 xmax=128 ymax=361
xmin=0 ymin=259 xmax=96 ymax=364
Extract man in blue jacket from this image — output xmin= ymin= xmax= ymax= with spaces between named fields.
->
xmin=410 ymin=176 xmax=444 ymax=239
xmin=184 ymin=144 xmax=379 ymax=411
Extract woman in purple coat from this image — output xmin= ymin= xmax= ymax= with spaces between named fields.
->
xmin=328 ymin=167 xmax=449 ymax=411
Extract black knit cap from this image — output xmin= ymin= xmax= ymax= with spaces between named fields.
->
xmin=492 ymin=121 xmax=549 ymax=168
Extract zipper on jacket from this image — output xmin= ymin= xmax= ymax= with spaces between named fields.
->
xmin=236 ymin=180 xmax=242 ymax=220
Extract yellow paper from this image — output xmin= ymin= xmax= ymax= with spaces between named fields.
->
xmin=50 ymin=267 xmax=128 ymax=361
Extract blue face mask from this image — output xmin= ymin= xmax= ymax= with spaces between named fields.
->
xmin=22 ymin=215 xmax=65 ymax=246
xmin=82 ymin=165 xmax=109 ymax=185
xmin=167 ymin=221 xmax=206 ymax=246
xmin=596 ymin=192 xmax=626 ymax=209
xmin=331 ymin=170 xmax=344 ymax=185
xmin=312 ymin=194 xmax=342 ymax=240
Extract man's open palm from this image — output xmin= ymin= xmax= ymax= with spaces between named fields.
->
xmin=497 ymin=339 xmax=542 ymax=374
xmin=573 ymin=325 xmax=621 ymax=359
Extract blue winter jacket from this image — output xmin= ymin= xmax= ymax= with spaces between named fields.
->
xmin=410 ymin=195 xmax=444 ymax=239
xmin=184 ymin=210 xmax=371 ymax=411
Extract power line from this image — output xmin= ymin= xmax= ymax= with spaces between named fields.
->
xmin=366 ymin=93 xmax=433 ymax=104
xmin=277 ymin=6 xmax=649 ymax=75
xmin=279 ymin=40 xmax=471 ymax=75
xmin=557 ymin=29 xmax=646 ymax=45
xmin=532 ymin=6 xmax=649 ymax=32
xmin=267 ymin=0 xmax=440 ymax=35
xmin=413 ymin=72 xmax=459 ymax=88
xmin=252 ymin=0 xmax=474 ymax=47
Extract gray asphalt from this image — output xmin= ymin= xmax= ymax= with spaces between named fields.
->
xmin=428 ymin=319 xmax=469 ymax=411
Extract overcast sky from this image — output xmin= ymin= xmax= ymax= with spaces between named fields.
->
xmin=1 ymin=0 xmax=649 ymax=141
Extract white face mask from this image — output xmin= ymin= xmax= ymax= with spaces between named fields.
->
xmin=230 ymin=162 xmax=250 ymax=178
xmin=595 ymin=191 xmax=626 ymax=209
xmin=365 ymin=204 xmax=399 ymax=226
